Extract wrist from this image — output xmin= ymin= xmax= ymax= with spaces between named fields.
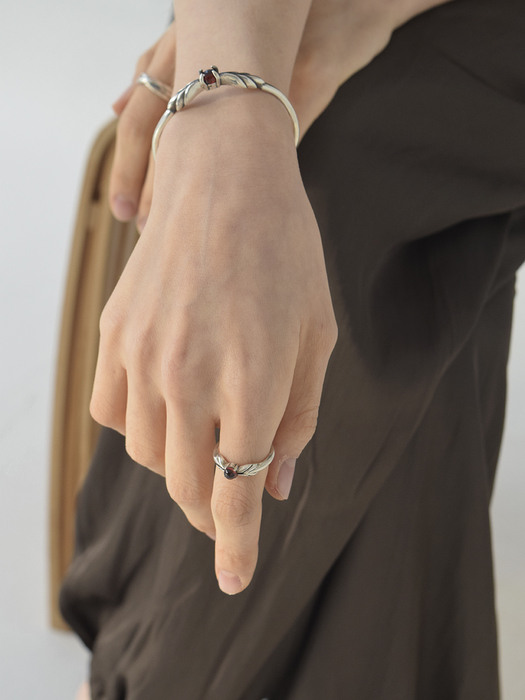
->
xmin=153 ymin=100 xmax=300 ymax=208
xmin=173 ymin=0 xmax=312 ymax=95
xmin=155 ymin=78 xmax=299 ymax=164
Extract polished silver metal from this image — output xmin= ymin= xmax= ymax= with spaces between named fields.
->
xmin=213 ymin=442 xmax=276 ymax=478
xmin=152 ymin=66 xmax=300 ymax=159
xmin=137 ymin=72 xmax=173 ymax=102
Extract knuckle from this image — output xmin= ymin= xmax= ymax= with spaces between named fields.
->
xmin=89 ymin=392 xmax=122 ymax=432
xmin=88 ymin=392 xmax=105 ymax=424
xmin=125 ymin=436 xmax=164 ymax=470
xmin=99 ymin=304 xmax=122 ymax=340
xmin=315 ymin=314 xmax=339 ymax=353
xmin=306 ymin=313 xmax=338 ymax=358
xmin=126 ymin=323 xmax=157 ymax=370
xmin=186 ymin=519 xmax=213 ymax=537
xmin=221 ymin=360 xmax=277 ymax=413
xmin=216 ymin=546 xmax=256 ymax=577
xmin=160 ymin=340 xmax=193 ymax=394
xmin=291 ymin=404 xmax=320 ymax=442
xmin=212 ymin=492 xmax=255 ymax=528
xmin=326 ymin=318 xmax=339 ymax=350
xmin=222 ymin=385 xmax=263 ymax=422
xmin=166 ymin=476 xmax=207 ymax=510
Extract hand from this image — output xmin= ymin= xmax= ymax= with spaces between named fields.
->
xmin=95 ymin=0 xmax=452 ymax=594
xmin=90 ymin=94 xmax=338 ymax=593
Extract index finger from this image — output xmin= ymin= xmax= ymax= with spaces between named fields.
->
xmin=211 ymin=429 xmax=275 ymax=595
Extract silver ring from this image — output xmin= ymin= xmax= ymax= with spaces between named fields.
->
xmin=213 ymin=442 xmax=275 ymax=480
xmin=152 ymin=66 xmax=300 ymax=159
xmin=137 ymin=72 xmax=172 ymax=102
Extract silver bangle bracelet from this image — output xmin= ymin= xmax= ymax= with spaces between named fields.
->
xmin=151 ymin=66 xmax=300 ymax=159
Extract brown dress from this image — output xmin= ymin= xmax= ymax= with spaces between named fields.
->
xmin=59 ymin=1 xmax=525 ymax=698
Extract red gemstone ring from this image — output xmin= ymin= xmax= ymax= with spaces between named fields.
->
xmin=213 ymin=442 xmax=276 ymax=480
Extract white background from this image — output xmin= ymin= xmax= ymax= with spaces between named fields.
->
xmin=0 ymin=1 xmax=523 ymax=698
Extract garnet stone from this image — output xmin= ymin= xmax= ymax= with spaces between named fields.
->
xmin=224 ymin=467 xmax=238 ymax=480
xmin=202 ymin=69 xmax=217 ymax=86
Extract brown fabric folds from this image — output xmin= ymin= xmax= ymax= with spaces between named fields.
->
xmin=59 ymin=1 xmax=525 ymax=698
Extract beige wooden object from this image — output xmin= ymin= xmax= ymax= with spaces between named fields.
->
xmin=49 ymin=121 xmax=138 ymax=630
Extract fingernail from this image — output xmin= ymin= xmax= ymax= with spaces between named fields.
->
xmin=277 ymin=458 xmax=296 ymax=499
xmin=218 ymin=570 xmax=242 ymax=595
xmin=113 ymin=195 xmax=136 ymax=221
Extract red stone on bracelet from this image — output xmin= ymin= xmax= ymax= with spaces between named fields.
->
xmin=201 ymin=69 xmax=217 ymax=86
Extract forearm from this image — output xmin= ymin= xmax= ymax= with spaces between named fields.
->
xmin=173 ymin=0 xmax=313 ymax=94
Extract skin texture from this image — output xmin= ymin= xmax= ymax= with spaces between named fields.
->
xmin=93 ymin=90 xmax=337 ymax=588
xmin=93 ymin=0 xmax=455 ymax=593
xmin=110 ymin=0 xmax=453 ymax=230
xmin=79 ymin=0 xmax=453 ymax=697
xmin=93 ymin=0 xmax=333 ymax=599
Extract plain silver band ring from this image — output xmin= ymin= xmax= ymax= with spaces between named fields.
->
xmin=137 ymin=72 xmax=173 ymax=102
xmin=213 ymin=443 xmax=275 ymax=479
